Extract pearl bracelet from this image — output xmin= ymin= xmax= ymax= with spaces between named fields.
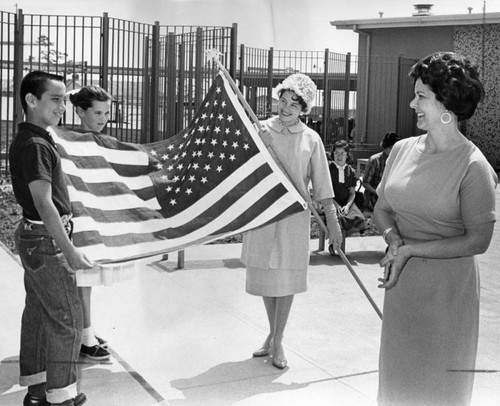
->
xmin=382 ymin=227 xmax=393 ymax=244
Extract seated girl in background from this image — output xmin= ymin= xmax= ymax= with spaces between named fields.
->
xmin=328 ymin=140 xmax=366 ymax=255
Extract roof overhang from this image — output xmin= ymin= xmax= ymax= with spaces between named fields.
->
xmin=331 ymin=12 xmax=500 ymax=32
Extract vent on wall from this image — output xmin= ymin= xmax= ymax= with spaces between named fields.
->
xmin=412 ymin=4 xmax=434 ymax=16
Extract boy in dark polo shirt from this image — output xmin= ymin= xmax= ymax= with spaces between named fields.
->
xmin=9 ymin=71 xmax=93 ymax=406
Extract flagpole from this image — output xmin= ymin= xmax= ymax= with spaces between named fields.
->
xmin=207 ymin=50 xmax=382 ymax=320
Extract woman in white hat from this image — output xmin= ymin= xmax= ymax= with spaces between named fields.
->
xmin=241 ymin=73 xmax=342 ymax=369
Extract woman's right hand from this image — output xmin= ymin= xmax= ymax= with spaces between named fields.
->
xmin=386 ymin=237 xmax=403 ymax=256
xmin=324 ymin=207 xmax=343 ymax=250
xmin=328 ymin=222 xmax=343 ymax=251
xmin=378 ymin=239 xmax=407 ymax=289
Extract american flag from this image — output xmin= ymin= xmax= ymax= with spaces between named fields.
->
xmin=50 ymin=72 xmax=307 ymax=263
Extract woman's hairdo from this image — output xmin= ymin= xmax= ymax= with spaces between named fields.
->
xmin=409 ymin=52 xmax=484 ymax=121
xmin=333 ymin=139 xmax=350 ymax=153
xmin=275 ymin=73 xmax=317 ymax=114
xmin=69 ymin=85 xmax=113 ymax=110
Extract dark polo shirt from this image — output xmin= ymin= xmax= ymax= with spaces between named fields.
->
xmin=9 ymin=122 xmax=71 ymax=221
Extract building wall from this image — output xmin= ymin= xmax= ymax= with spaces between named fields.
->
xmin=454 ymin=24 xmax=500 ymax=169
xmin=356 ymin=23 xmax=500 ymax=170
xmin=370 ymin=26 xmax=455 ymax=59
xmin=356 ymin=26 xmax=455 ymax=146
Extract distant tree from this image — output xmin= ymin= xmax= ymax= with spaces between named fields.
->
xmin=28 ymin=35 xmax=69 ymax=65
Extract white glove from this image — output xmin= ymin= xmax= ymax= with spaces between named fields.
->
xmin=322 ymin=200 xmax=343 ymax=249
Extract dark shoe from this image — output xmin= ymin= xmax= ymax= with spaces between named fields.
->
xmin=80 ymin=344 xmax=111 ymax=361
xmin=50 ymin=393 xmax=87 ymax=406
xmin=23 ymin=394 xmax=49 ymax=406
xmin=328 ymin=244 xmax=337 ymax=256
xmin=95 ymin=335 xmax=108 ymax=348
xmin=72 ymin=393 xmax=87 ymax=406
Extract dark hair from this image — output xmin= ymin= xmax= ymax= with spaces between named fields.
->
xmin=20 ymin=70 xmax=64 ymax=113
xmin=69 ymin=85 xmax=113 ymax=110
xmin=409 ymin=52 xmax=484 ymax=121
xmin=381 ymin=132 xmax=401 ymax=149
xmin=333 ymin=139 xmax=350 ymax=154
xmin=331 ymin=140 xmax=352 ymax=163
xmin=277 ymin=88 xmax=308 ymax=113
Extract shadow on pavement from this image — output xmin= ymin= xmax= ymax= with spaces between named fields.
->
xmin=170 ymin=358 xmax=309 ymax=405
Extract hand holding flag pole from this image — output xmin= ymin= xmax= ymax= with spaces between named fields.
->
xmin=206 ymin=49 xmax=382 ymax=320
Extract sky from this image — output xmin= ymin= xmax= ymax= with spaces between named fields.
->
xmin=10 ymin=0 xmax=500 ymax=55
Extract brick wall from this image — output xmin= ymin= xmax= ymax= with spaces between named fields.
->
xmin=455 ymin=24 xmax=500 ymax=170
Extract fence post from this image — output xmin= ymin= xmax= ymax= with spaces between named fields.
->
xmin=149 ymin=21 xmax=160 ymax=142
xmin=13 ymin=9 xmax=25 ymax=128
xmin=238 ymin=44 xmax=245 ymax=93
xmin=141 ymin=33 xmax=150 ymax=144
xmin=166 ymin=32 xmax=177 ymax=138
xmin=194 ymin=27 xmax=203 ymax=112
xmin=343 ymin=52 xmax=351 ymax=141
xmin=322 ymin=48 xmax=330 ymax=143
xmin=100 ymin=13 xmax=109 ymax=94
xmin=177 ymin=42 xmax=186 ymax=133
xmin=229 ymin=23 xmax=238 ymax=79
xmin=266 ymin=47 xmax=274 ymax=118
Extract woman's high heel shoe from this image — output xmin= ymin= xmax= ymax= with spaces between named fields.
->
xmin=252 ymin=338 xmax=273 ymax=357
xmin=272 ymin=356 xmax=287 ymax=369
xmin=272 ymin=343 xmax=287 ymax=369
xmin=252 ymin=346 xmax=271 ymax=357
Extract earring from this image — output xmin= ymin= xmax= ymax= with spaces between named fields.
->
xmin=440 ymin=111 xmax=452 ymax=124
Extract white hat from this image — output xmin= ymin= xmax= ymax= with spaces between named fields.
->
xmin=274 ymin=73 xmax=317 ymax=114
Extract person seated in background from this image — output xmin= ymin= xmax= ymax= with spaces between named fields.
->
xmin=328 ymin=140 xmax=366 ymax=255
xmin=362 ymin=132 xmax=401 ymax=212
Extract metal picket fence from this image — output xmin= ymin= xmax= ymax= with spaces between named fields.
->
xmin=0 ymin=10 xmax=238 ymax=177
xmin=0 ymin=10 xmax=16 ymax=177
xmin=236 ymin=45 xmax=355 ymax=147
xmin=1 ymin=8 xmax=415 ymax=181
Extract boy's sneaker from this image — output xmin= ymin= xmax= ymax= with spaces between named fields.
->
xmin=24 ymin=392 xmax=86 ymax=406
xmin=50 ymin=393 xmax=87 ymax=406
xmin=95 ymin=335 xmax=108 ymax=349
xmin=68 ymin=392 xmax=87 ymax=406
xmin=80 ymin=344 xmax=111 ymax=361
xmin=23 ymin=393 xmax=49 ymax=406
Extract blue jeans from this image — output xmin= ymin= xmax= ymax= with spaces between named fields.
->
xmin=15 ymin=219 xmax=83 ymax=404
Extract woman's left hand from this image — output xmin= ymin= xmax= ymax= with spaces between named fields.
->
xmin=378 ymin=243 xmax=410 ymax=289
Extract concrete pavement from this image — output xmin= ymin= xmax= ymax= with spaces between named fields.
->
xmin=0 ymin=193 xmax=499 ymax=405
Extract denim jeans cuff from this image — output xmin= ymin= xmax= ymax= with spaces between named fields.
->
xmin=19 ymin=371 xmax=46 ymax=386
xmin=46 ymin=382 xmax=78 ymax=404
